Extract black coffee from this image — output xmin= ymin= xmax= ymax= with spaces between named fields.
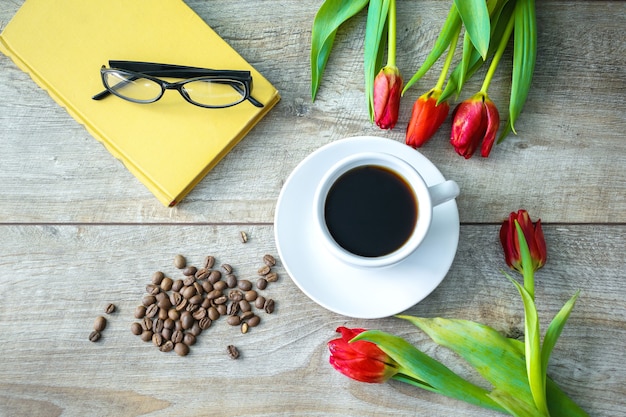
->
xmin=324 ymin=165 xmax=418 ymax=257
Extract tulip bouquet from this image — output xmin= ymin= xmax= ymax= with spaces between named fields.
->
xmin=310 ymin=0 xmax=536 ymax=158
xmin=328 ymin=210 xmax=588 ymax=416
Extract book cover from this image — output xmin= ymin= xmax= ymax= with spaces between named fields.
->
xmin=0 ymin=0 xmax=280 ymax=206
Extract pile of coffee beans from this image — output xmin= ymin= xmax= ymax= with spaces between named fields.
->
xmin=131 ymin=253 xmax=279 ymax=357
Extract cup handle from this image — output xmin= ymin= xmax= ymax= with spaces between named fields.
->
xmin=428 ymin=180 xmax=460 ymax=207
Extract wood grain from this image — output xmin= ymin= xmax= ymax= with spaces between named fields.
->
xmin=1 ymin=1 xmax=625 ymax=416
xmin=0 ymin=1 xmax=624 ymax=223
xmin=0 ymin=225 xmax=623 ymax=416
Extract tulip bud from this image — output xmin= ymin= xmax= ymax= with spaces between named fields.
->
xmin=499 ymin=210 xmax=547 ymax=274
xmin=450 ymin=92 xmax=500 ymax=158
xmin=373 ymin=66 xmax=403 ymax=130
xmin=328 ymin=327 xmax=399 ymax=383
xmin=405 ymin=88 xmax=450 ymax=148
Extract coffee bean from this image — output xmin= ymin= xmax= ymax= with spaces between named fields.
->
xmin=161 ymin=328 xmax=172 ymax=340
xmin=174 ymin=254 xmax=186 ymax=269
xmin=93 ymin=316 xmax=107 ymax=332
xmin=145 ymin=303 xmax=159 ymax=318
xmin=214 ymin=295 xmax=228 ymax=305
xmin=257 ymin=265 xmax=271 ymax=276
xmin=158 ymin=307 xmax=168 ymax=320
xmin=208 ymin=306 xmax=220 ymax=321
xmin=160 ymin=340 xmax=174 ymax=352
xmin=213 ymin=281 xmax=227 ymax=291
xmin=208 ymin=270 xmax=222 ymax=284
xmin=142 ymin=295 xmax=156 ymax=307
xmin=193 ymin=282 xmax=204 ymax=296
xmin=164 ymin=318 xmax=175 ymax=330
xmin=160 ymin=277 xmax=173 ymax=291
xmin=247 ymin=315 xmax=261 ymax=327
xmin=141 ymin=317 xmax=153 ymax=331
xmin=265 ymin=272 xmax=279 ymax=283
xmin=105 ymin=303 xmax=116 ymax=314
xmin=171 ymin=330 xmax=183 ymax=344
xmin=131 ymin=322 xmax=143 ymax=335
xmin=256 ymin=278 xmax=268 ymax=290
xmin=264 ymin=298 xmax=275 ymax=314
xmin=238 ymin=279 xmax=252 ymax=291
xmin=195 ymin=268 xmax=210 ymax=280
xmin=175 ymin=298 xmax=188 ymax=312
xmin=216 ymin=304 xmax=227 ymax=315
xmin=201 ymin=281 xmax=213 ymax=293
xmin=185 ymin=302 xmax=198 ymax=313
xmin=222 ymin=264 xmax=233 ymax=274
xmin=168 ymin=308 xmax=180 ymax=321
xmin=192 ymin=307 xmax=207 ymax=320
xmin=198 ymin=317 xmax=212 ymax=330
xmin=135 ymin=305 xmax=147 ymax=319
xmin=240 ymin=231 xmax=248 ymax=243
xmin=189 ymin=294 xmax=203 ymax=305
xmin=225 ymin=274 xmax=238 ymax=288
xmin=204 ymin=255 xmax=216 ymax=269
xmin=182 ymin=285 xmax=196 ymax=300
xmin=241 ymin=311 xmax=255 ymax=321
xmin=152 ymin=333 xmax=163 ymax=347
xmin=180 ymin=311 xmax=194 ymax=330
xmin=152 ymin=318 xmax=164 ymax=334
xmin=244 ymin=290 xmax=258 ymax=302
xmin=141 ymin=330 xmax=153 ymax=342
xmin=241 ymin=322 xmax=249 ymax=334
xmin=182 ymin=275 xmax=196 ymax=287
xmin=174 ymin=342 xmax=189 ymax=356
xmin=152 ymin=271 xmax=165 ymax=285
xmin=239 ymin=300 xmax=251 ymax=312
xmin=157 ymin=296 xmax=172 ymax=310
xmin=227 ymin=315 xmax=241 ymax=326
xmin=89 ymin=330 xmax=101 ymax=342
xmin=172 ymin=279 xmax=184 ymax=292
xmin=255 ymin=296 xmax=266 ymax=310
xmin=229 ymin=290 xmax=243 ymax=302
xmin=189 ymin=322 xmax=202 ymax=336
xmin=182 ymin=266 xmax=197 ymax=276
xmin=263 ymin=254 xmax=276 ymax=267
xmin=227 ymin=345 xmax=239 ymax=359
xmin=183 ymin=333 xmax=196 ymax=346
xmin=170 ymin=291 xmax=183 ymax=306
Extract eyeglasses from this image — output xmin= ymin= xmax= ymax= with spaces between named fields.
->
xmin=92 ymin=60 xmax=263 ymax=108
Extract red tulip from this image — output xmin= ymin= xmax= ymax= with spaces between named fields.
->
xmin=405 ymin=88 xmax=450 ymax=148
xmin=450 ymin=92 xmax=500 ymax=158
xmin=373 ymin=65 xmax=403 ymax=130
xmin=328 ymin=327 xmax=398 ymax=383
xmin=499 ymin=210 xmax=547 ymax=274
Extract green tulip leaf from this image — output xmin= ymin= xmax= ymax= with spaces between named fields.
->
xmin=364 ymin=0 xmax=391 ymax=120
xmin=399 ymin=316 xmax=534 ymax=401
xmin=439 ymin=0 xmax=515 ymax=103
xmin=352 ymin=329 xmax=505 ymax=412
xmin=509 ymin=0 xmax=537 ymax=133
xmin=541 ymin=291 xmax=580 ymax=383
xmin=310 ymin=0 xmax=369 ymax=100
xmin=403 ymin=5 xmax=462 ymax=94
xmin=454 ymin=0 xmax=490 ymax=59
xmin=489 ymin=388 xmax=544 ymax=417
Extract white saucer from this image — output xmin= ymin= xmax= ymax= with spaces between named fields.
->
xmin=274 ymin=136 xmax=460 ymax=319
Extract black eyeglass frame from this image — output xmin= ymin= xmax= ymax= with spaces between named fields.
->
xmin=93 ymin=60 xmax=264 ymax=108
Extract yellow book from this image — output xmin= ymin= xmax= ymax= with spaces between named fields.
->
xmin=0 ymin=0 xmax=280 ymax=206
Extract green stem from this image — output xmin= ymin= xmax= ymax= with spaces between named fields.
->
xmin=435 ymin=25 xmax=460 ymax=90
xmin=387 ymin=0 xmax=397 ymax=66
xmin=480 ymin=10 xmax=515 ymax=94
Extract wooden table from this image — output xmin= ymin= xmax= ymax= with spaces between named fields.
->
xmin=1 ymin=1 xmax=624 ymax=416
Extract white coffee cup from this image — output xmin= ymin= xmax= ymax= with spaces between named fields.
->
xmin=313 ymin=152 xmax=459 ymax=268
